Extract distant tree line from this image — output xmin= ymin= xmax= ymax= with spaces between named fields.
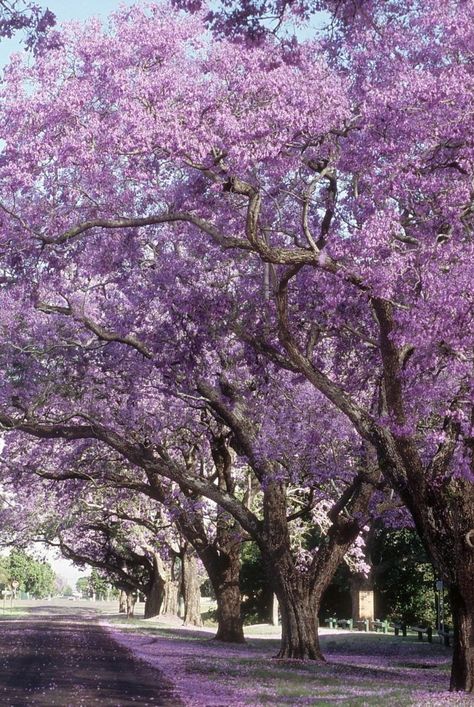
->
xmin=0 ymin=549 xmax=55 ymax=598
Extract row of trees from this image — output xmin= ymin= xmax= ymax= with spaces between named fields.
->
xmin=0 ymin=0 xmax=472 ymax=693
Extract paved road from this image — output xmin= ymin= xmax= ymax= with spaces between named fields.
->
xmin=0 ymin=606 xmax=182 ymax=706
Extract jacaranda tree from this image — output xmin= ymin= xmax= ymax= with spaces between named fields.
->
xmin=0 ymin=0 xmax=472 ymax=691
xmin=0 ymin=1 xmax=55 ymax=51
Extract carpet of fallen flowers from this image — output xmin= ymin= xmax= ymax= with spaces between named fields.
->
xmin=104 ymin=618 xmax=473 ymax=707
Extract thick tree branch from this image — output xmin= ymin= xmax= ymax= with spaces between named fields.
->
xmin=196 ymin=380 xmax=270 ymax=482
xmin=0 ymin=411 xmax=262 ymax=537
xmin=40 ymin=212 xmax=252 ymax=251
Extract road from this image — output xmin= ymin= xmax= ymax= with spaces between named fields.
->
xmin=0 ymin=604 xmax=182 ymax=706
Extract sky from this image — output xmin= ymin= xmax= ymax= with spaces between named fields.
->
xmin=34 ymin=543 xmax=87 ymax=590
xmin=0 ymin=0 xmax=135 ymax=67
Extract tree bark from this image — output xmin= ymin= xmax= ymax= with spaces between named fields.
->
xmin=275 ymin=575 xmax=322 ymax=659
xmin=208 ymin=513 xmax=245 ymax=643
xmin=271 ymin=594 xmax=279 ymax=626
xmin=119 ymin=590 xmax=127 ymax=614
xmin=213 ymin=584 xmax=244 ymax=642
xmin=260 ymin=476 xmax=375 ymax=659
xmin=144 ymin=554 xmax=166 ymax=619
xmin=379 ymin=471 xmax=474 ymax=693
xmin=438 ymin=494 xmax=474 ymax=692
xmin=263 ymin=546 xmax=322 ymax=659
xmin=205 ymin=433 xmax=245 ymax=643
xmin=450 ymin=576 xmax=474 ymax=692
xmin=182 ymin=548 xmax=202 ymax=627
xmin=388 ymin=467 xmax=474 ymax=692
xmin=260 ymin=481 xmax=323 ymax=659
xmin=417 ymin=478 xmax=474 ymax=692
xmin=212 ymin=554 xmax=245 ymax=643
xmin=126 ymin=591 xmax=136 ymax=618
xmin=161 ymin=579 xmax=179 ymax=615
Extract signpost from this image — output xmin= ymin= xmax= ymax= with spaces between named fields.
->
xmin=435 ymin=579 xmax=444 ymax=633
xmin=10 ymin=580 xmax=19 ymax=609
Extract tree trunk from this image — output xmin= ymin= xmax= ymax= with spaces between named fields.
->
xmin=271 ymin=565 xmax=322 ymax=659
xmin=126 ymin=591 xmax=136 ymax=618
xmin=450 ymin=580 xmax=474 ymax=692
xmin=119 ymin=590 xmax=127 ymax=614
xmin=161 ymin=579 xmax=179 ymax=615
xmin=144 ymin=586 xmax=163 ymax=619
xmin=144 ymin=554 xmax=166 ymax=619
xmin=208 ymin=529 xmax=245 ymax=642
xmin=438 ymin=486 xmax=474 ymax=692
xmin=446 ymin=521 xmax=474 ymax=693
xmin=203 ymin=431 xmax=245 ymax=642
xmin=398 ymin=487 xmax=474 ymax=693
xmin=389 ymin=469 xmax=474 ymax=693
xmin=271 ymin=594 xmax=279 ymax=626
xmin=208 ymin=519 xmax=245 ymax=642
xmin=261 ymin=482 xmax=323 ymax=660
xmin=388 ymin=469 xmax=474 ymax=693
xmin=213 ymin=567 xmax=245 ymax=642
xmin=155 ymin=553 xmax=180 ymax=616
xmin=182 ymin=549 xmax=202 ymax=627
xmin=259 ymin=476 xmax=375 ymax=660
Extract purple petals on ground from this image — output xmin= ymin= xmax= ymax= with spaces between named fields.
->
xmin=105 ymin=623 xmax=471 ymax=706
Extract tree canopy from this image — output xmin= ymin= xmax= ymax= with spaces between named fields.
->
xmin=0 ymin=0 xmax=472 ymax=692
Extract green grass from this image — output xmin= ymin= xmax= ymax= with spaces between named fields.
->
xmin=0 ymin=606 xmax=28 ymax=620
xmin=243 ymin=623 xmax=281 ymax=636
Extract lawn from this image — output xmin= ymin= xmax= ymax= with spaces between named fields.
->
xmin=102 ymin=613 xmax=472 ymax=706
xmin=0 ymin=606 xmax=27 ymax=620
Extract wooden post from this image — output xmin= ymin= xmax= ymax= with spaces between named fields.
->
xmin=271 ymin=594 xmax=279 ymax=626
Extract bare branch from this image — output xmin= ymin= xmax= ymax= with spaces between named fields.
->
xmin=286 ymin=489 xmax=315 ymax=522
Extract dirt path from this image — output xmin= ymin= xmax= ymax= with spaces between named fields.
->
xmin=0 ymin=605 xmax=182 ymax=706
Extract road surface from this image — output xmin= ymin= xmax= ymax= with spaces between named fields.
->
xmin=0 ymin=604 xmax=182 ymax=706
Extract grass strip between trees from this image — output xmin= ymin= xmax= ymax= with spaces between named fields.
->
xmin=102 ymin=614 xmax=473 ymax=706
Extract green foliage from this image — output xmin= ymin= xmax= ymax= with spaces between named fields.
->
xmin=319 ymin=529 xmax=452 ymax=628
xmin=239 ymin=542 xmax=272 ymax=624
xmin=241 ymin=528 xmax=452 ymax=628
xmin=373 ymin=529 xmax=450 ymax=626
xmin=76 ymin=576 xmax=90 ymax=597
xmin=109 ymin=585 xmax=120 ymax=599
xmin=89 ymin=568 xmax=109 ymax=599
xmin=0 ymin=556 xmax=9 ymax=588
xmin=7 ymin=549 xmax=56 ymax=598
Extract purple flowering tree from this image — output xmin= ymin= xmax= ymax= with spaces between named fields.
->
xmin=0 ymin=1 xmax=55 ymax=51
xmin=2 ymin=431 xmax=247 ymax=638
xmin=0 ymin=0 xmax=472 ymax=691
